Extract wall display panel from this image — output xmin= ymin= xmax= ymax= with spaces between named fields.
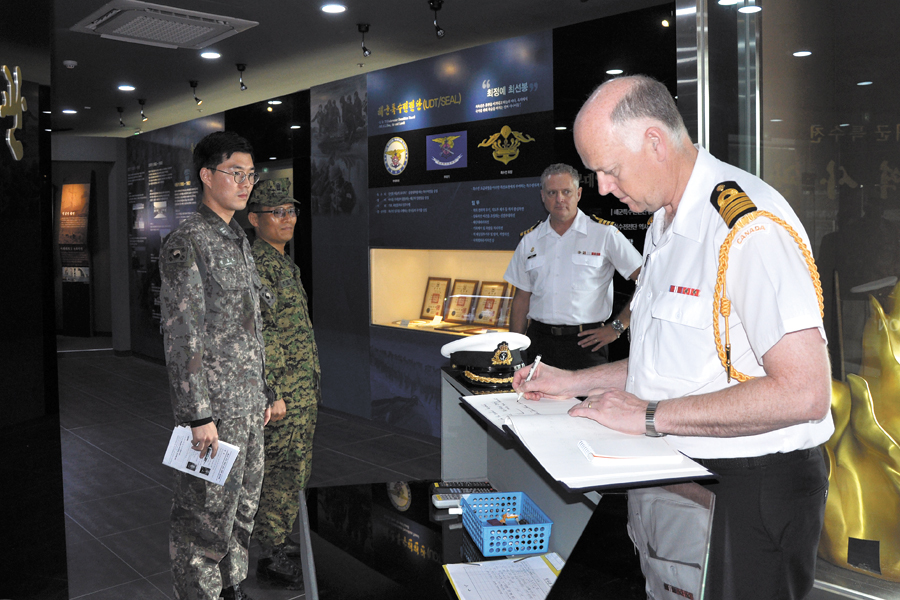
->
xmin=369 ymin=325 xmax=449 ymax=439
xmin=367 ymin=31 xmax=553 ymax=134
xmin=369 ymin=111 xmax=554 ymax=188
xmin=310 ymin=74 xmax=373 ymax=419
xmin=369 ymin=177 xmax=546 ymax=250
xmin=126 ymin=115 xmax=223 ymax=361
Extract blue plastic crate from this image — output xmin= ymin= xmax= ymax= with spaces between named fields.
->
xmin=460 ymin=492 xmax=553 ymax=556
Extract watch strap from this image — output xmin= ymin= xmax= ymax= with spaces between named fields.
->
xmin=645 ymin=401 xmax=665 ymax=437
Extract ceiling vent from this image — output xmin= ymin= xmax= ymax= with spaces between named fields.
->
xmin=70 ymin=0 xmax=258 ymax=49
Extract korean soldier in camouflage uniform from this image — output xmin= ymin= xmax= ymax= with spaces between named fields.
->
xmin=160 ymin=131 xmax=272 ymax=600
xmin=247 ymin=180 xmax=321 ymax=591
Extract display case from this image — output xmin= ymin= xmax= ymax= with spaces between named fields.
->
xmin=370 ymin=248 xmax=515 ymax=336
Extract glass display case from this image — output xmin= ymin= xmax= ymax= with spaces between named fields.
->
xmin=370 ymin=248 xmax=515 ymax=336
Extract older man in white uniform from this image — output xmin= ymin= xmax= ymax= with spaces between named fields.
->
xmin=514 ymin=76 xmax=833 ymax=600
xmin=504 ymin=163 xmax=642 ymax=370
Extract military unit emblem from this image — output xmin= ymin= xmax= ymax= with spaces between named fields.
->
xmin=383 ymin=136 xmax=409 ymax=175
xmin=478 ymin=125 xmax=535 ymax=165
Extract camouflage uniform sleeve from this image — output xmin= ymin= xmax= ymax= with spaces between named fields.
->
xmin=255 ymin=251 xmax=288 ymax=403
xmin=159 ymin=232 xmax=211 ymax=423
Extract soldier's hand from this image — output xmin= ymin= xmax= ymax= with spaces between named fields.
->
xmin=264 ymin=406 xmax=272 ymax=426
xmin=191 ymin=422 xmax=219 ymax=459
xmin=269 ymin=399 xmax=287 ymax=423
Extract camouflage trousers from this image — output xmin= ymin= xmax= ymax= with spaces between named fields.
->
xmin=170 ymin=411 xmax=265 ymax=600
xmin=253 ymin=393 xmax=318 ymax=550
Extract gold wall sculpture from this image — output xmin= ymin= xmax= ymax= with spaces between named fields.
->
xmin=819 ymin=283 xmax=900 ymax=581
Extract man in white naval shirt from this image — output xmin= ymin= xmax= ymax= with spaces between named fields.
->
xmin=514 ymin=76 xmax=833 ymax=600
xmin=504 ymin=163 xmax=642 ymax=370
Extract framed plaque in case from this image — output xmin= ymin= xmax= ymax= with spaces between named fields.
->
xmin=499 ymin=285 xmax=516 ymax=329
xmin=420 ymin=277 xmax=451 ymax=319
xmin=444 ymin=279 xmax=479 ymax=323
xmin=472 ymin=281 xmax=508 ymax=326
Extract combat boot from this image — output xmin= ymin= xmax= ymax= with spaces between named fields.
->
xmin=256 ymin=545 xmax=304 ymax=590
xmin=282 ymin=536 xmax=304 ymax=558
xmin=220 ymin=581 xmax=254 ymax=600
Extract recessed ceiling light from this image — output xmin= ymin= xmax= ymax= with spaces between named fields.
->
xmin=718 ymin=0 xmax=740 ymax=5
xmin=793 ymin=50 xmax=811 ymax=57
xmin=839 ymin=123 xmax=850 ymax=127
xmin=290 ymin=125 xmax=301 ymax=129
xmin=268 ymin=100 xmax=282 ymax=105
xmin=62 ymin=109 xmax=77 ymax=114
xmin=118 ymin=84 xmax=135 ymax=91
xmin=770 ymin=118 xmax=783 ymax=122
xmin=857 ymin=81 xmax=873 ymax=86
xmin=661 ymin=19 xmax=670 ymax=27
xmin=200 ymin=51 xmax=220 ymax=59
xmin=321 ymin=4 xmax=346 ymax=13
xmin=555 ymin=126 xmax=567 ymax=131
xmin=606 ymin=69 xmax=624 ymax=75
xmin=738 ymin=5 xmax=761 ymax=13
xmin=269 ymin=157 xmax=277 ymax=160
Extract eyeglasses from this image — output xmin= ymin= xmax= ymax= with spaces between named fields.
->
xmin=211 ymin=168 xmax=261 ymax=185
xmin=253 ymin=207 xmax=298 ymax=219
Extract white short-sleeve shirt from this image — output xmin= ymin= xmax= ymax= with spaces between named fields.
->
xmin=626 ymin=147 xmax=834 ymax=459
xmin=504 ymin=209 xmax=643 ymax=325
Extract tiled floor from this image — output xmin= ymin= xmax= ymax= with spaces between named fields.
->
xmin=58 ymin=336 xmax=441 ymax=599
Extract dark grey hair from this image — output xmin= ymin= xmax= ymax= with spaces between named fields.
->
xmin=540 ymin=163 xmax=581 ymax=189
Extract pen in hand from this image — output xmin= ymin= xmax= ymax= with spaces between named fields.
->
xmin=517 ymin=354 xmax=542 ymax=401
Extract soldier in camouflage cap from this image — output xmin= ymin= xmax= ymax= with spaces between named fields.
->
xmin=160 ymin=131 xmax=272 ymax=600
xmin=247 ymin=178 xmax=321 ymax=591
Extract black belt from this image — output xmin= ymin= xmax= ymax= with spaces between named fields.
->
xmin=529 ymin=320 xmax=603 ymax=336
xmin=692 ymin=447 xmax=816 ymax=470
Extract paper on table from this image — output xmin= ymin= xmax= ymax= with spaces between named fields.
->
xmin=506 ymin=414 xmax=711 ymax=489
xmin=460 ymin=392 xmax=580 ymax=431
xmin=443 ymin=553 xmax=564 ymax=600
xmin=162 ymin=425 xmax=240 ymax=486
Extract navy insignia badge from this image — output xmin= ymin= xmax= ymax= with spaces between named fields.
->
xmin=710 ymin=181 xmax=757 ymax=228
xmin=384 ymin=137 xmax=409 ymax=176
xmin=478 ymin=125 xmax=535 ymax=165
xmin=491 ymin=342 xmax=514 ymax=366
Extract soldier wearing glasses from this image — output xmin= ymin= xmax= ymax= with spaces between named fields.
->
xmin=160 ymin=131 xmax=271 ymax=600
xmin=247 ymin=181 xmax=320 ymax=591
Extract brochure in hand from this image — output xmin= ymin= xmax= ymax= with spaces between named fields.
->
xmin=162 ymin=425 xmax=240 ymax=486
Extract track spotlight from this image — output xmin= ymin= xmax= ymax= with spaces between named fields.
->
xmin=138 ymin=98 xmax=148 ymax=122
xmin=117 ymin=106 xmax=125 ymax=127
xmin=237 ymin=64 xmax=248 ymax=91
xmin=190 ymin=80 xmax=202 ymax=105
xmin=430 ymin=0 xmax=445 ymax=38
xmin=358 ymin=24 xmax=371 ymax=57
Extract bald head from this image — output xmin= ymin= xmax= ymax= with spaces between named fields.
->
xmin=573 ymin=75 xmax=697 ymax=216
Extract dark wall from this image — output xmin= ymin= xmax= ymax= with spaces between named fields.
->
xmin=0 ymin=1 xmax=69 ymax=596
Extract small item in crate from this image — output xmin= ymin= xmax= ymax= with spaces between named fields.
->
xmin=461 ymin=491 xmax=553 ymax=556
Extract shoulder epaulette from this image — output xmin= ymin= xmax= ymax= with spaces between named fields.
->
xmin=647 ymin=216 xmax=654 ymax=225
xmin=589 ymin=214 xmax=617 ymax=228
xmin=710 ymin=180 xmax=757 ymax=228
xmin=520 ymin=219 xmax=544 ymax=237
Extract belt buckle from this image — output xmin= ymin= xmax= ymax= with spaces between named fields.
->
xmin=550 ymin=326 xmax=565 ymax=335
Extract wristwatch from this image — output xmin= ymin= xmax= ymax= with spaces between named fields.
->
xmin=610 ymin=319 xmax=627 ymax=338
xmin=645 ymin=401 xmax=665 ymax=437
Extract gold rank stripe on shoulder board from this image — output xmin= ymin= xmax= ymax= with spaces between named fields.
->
xmin=590 ymin=214 xmax=617 ymax=228
xmin=520 ymin=219 xmax=544 ymax=237
xmin=710 ymin=180 xmax=757 ymax=228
